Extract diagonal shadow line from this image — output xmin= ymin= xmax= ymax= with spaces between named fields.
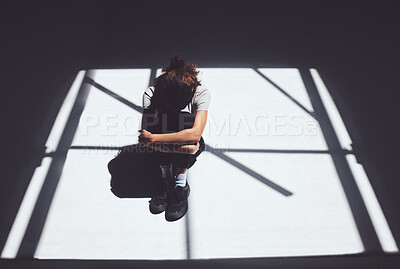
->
xmin=253 ymin=68 xmax=317 ymax=120
xmin=16 ymin=71 xmax=94 ymax=258
xmin=299 ymin=68 xmax=381 ymax=252
xmin=206 ymin=145 xmax=293 ymax=196
xmin=86 ymin=77 xmax=143 ymax=114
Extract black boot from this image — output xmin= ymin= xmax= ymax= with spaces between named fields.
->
xmin=165 ymin=182 xmax=190 ymax=222
xmin=149 ymin=179 xmax=171 ymax=214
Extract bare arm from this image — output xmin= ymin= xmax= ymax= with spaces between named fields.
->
xmin=139 ymin=110 xmax=208 ymax=144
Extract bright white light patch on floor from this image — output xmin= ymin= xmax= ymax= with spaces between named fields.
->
xmin=310 ymin=69 xmax=352 ymax=151
xmin=71 ymin=69 xmax=150 ymax=147
xmin=71 ymin=84 xmax=143 ymax=147
xmin=198 ymin=68 xmax=327 ymax=151
xmin=45 ymin=71 xmax=86 ymax=153
xmin=346 ymin=154 xmax=399 ymax=252
xmin=91 ymin=69 xmax=151 ymax=107
xmin=35 ymin=151 xmax=187 ymax=260
xmin=257 ymin=68 xmax=314 ymax=112
xmin=72 ymin=69 xmax=150 ymax=147
xmin=1 ymin=157 xmax=53 ymax=259
xmin=188 ymin=152 xmax=363 ymax=258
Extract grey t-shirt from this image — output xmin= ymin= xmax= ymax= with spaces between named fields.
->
xmin=142 ymin=85 xmax=211 ymax=115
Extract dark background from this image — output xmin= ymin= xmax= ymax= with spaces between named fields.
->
xmin=1 ymin=0 xmax=399 ymax=268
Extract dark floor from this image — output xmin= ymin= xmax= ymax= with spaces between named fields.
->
xmin=1 ymin=0 xmax=400 ymax=268
xmin=0 ymin=254 xmax=400 ymax=269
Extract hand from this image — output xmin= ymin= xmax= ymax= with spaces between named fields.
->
xmin=191 ymin=141 xmax=200 ymax=154
xmin=138 ymin=129 xmax=153 ymax=144
xmin=186 ymin=141 xmax=200 ymax=154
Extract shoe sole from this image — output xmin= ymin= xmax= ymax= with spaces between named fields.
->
xmin=149 ymin=202 xmax=167 ymax=215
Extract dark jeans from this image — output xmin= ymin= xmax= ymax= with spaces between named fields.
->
xmin=143 ymin=110 xmax=206 ymax=169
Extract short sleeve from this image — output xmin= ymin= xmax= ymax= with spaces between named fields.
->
xmin=193 ymin=87 xmax=211 ymax=112
xmin=142 ymin=86 xmax=155 ymax=110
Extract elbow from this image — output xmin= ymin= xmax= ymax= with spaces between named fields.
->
xmin=191 ymin=136 xmax=201 ymax=144
xmin=189 ymin=129 xmax=201 ymax=144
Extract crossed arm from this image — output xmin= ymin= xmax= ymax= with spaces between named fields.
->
xmin=139 ymin=110 xmax=208 ymax=154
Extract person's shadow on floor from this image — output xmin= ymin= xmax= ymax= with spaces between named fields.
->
xmin=107 ymin=144 xmax=161 ymax=198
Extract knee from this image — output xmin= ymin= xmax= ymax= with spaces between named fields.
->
xmin=174 ymin=167 xmax=187 ymax=175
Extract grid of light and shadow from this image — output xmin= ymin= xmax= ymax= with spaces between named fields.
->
xmin=1 ymin=67 xmax=398 ymax=259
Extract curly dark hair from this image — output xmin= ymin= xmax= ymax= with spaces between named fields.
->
xmin=150 ymin=55 xmax=201 ymax=112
